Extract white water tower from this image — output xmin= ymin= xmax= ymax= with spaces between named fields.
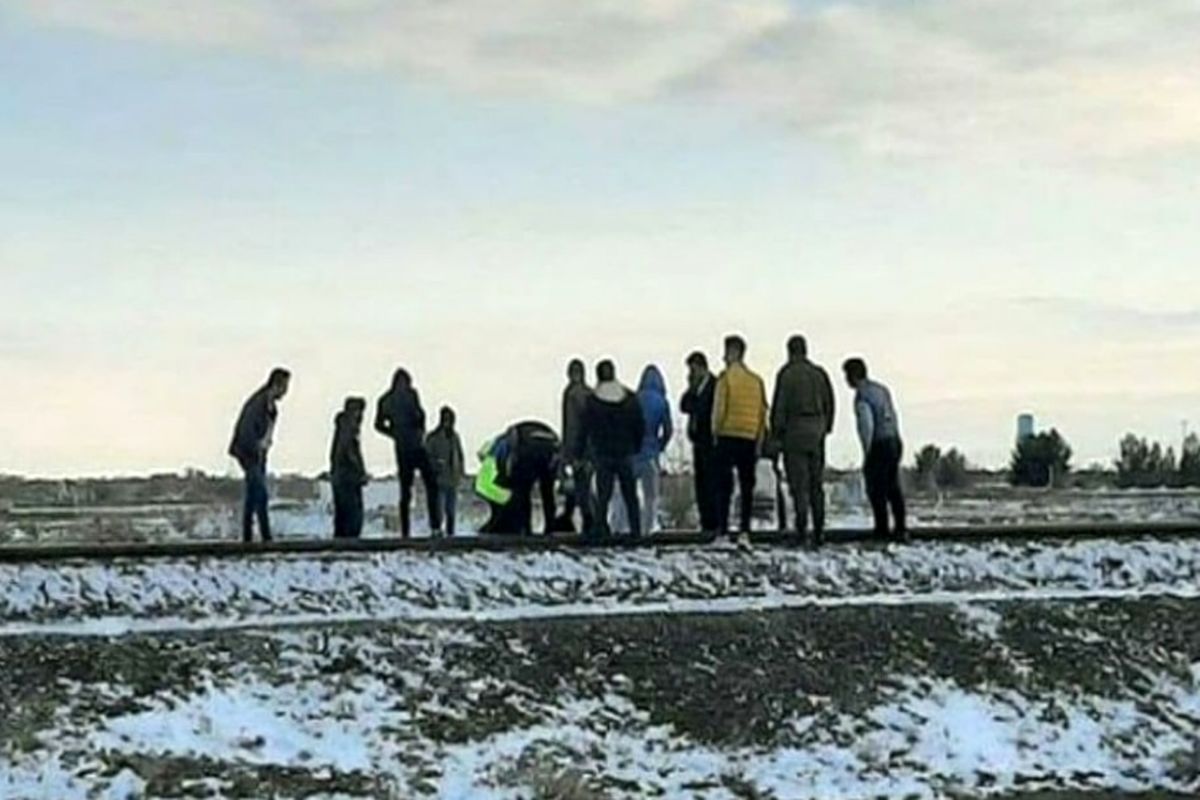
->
xmin=1016 ymin=413 xmax=1036 ymax=444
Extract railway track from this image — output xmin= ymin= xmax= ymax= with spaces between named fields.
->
xmin=1 ymin=521 xmax=1200 ymax=564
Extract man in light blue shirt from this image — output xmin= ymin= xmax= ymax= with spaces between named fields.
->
xmin=844 ymin=358 xmax=908 ymax=541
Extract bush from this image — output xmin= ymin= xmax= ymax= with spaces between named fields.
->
xmin=1010 ymin=429 xmax=1072 ymax=487
xmin=1115 ymin=434 xmax=1179 ymax=488
xmin=913 ymin=445 xmax=970 ymax=491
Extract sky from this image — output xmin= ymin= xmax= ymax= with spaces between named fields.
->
xmin=1 ymin=0 xmax=1198 ymax=478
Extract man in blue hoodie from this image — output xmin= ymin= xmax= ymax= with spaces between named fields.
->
xmin=613 ymin=365 xmax=674 ymax=534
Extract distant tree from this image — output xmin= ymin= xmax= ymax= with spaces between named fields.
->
xmin=913 ymin=445 xmax=942 ymax=491
xmin=1180 ymin=434 xmax=1200 ymax=488
xmin=1116 ymin=434 xmax=1182 ymax=488
xmin=935 ymin=448 xmax=971 ymax=490
xmin=912 ymin=444 xmax=970 ymax=491
xmin=1010 ymin=429 xmax=1072 ymax=487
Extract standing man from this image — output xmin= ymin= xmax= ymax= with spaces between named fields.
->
xmin=712 ymin=336 xmax=768 ymax=540
xmin=843 ymin=358 xmax=908 ymax=541
xmin=583 ymin=360 xmax=645 ymax=540
xmin=680 ymin=351 xmax=718 ymax=532
xmin=375 ymin=368 xmax=441 ymax=538
xmin=559 ymin=358 xmax=595 ymax=535
xmin=330 ymin=397 xmax=369 ymax=539
xmin=771 ymin=335 xmax=835 ymax=547
xmin=228 ymin=367 xmax=290 ymax=543
xmin=425 ymin=406 xmax=465 ymax=537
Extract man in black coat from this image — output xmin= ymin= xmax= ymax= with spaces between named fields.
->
xmin=583 ymin=360 xmax=645 ymax=539
xmin=375 ymin=368 xmax=441 ymax=538
xmin=478 ymin=421 xmax=561 ymax=536
xmin=330 ymin=397 xmax=369 ymax=539
xmin=228 ymin=367 xmax=290 ymax=542
xmin=680 ymin=351 xmax=718 ymax=532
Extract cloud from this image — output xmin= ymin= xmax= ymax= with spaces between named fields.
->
xmin=7 ymin=0 xmax=1200 ymax=157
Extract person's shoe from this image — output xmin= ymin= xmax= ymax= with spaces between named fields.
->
xmin=812 ymin=529 xmax=825 ymax=549
xmin=896 ymin=528 xmax=911 ymax=544
xmin=735 ymin=532 xmax=752 ymax=550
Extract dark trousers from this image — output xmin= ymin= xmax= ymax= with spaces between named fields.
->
xmin=560 ymin=459 xmax=595 ymax=534
xmin=397 ymin=447 xmax=440 ymax=538
xmin=509 ymin=442 xmax=558 ymax=535
xmin=715 ymin=437 xmax=758 ymax=535
xmin=594 ymin=456 xmax=641 ymax=538
xmin=865 ymin=438 xmax=907 ymax=536
xmin=333 ymin=483 xmax=364 ymax=539
xmin=692 ymin=444 xmax=719 ymax=531
xmin=784 ymin=445 xmax=826 ymax=534
xmin=440 ymin=487 xmax=458 ymax=537
xmin=241 ymin=459 xmax=271 ymax=542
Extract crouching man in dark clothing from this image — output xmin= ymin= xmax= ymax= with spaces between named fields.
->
xmin=583 ymin=360 xmax=645 ymax=540
xmin=844 ymin=357 xmax=908 ymax=541
xmin=229 ymin=368 xmax=290 ymax=543
xmin=476 ymin=421 xmax=560 ymax=535
xmin=330 ymin=397 xmax=369 ymax=539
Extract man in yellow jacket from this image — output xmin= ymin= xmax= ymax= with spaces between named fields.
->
xmin=711 ymin=334 xmax=768 ymax=538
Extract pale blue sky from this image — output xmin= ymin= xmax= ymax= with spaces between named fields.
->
xmin=1 ymin=1 xmax=1198 ymax=476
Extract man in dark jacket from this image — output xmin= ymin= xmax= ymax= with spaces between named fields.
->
xmin=374 ymin=368 xmax=441 ymax=538
xmin=771 ymin=335 xmax=835 ymax=545
xmin=558 ymin=359 xmax=594 ymax=534
xmin=583 ymin=360 xmax=645 ymax=539
xmin=330 ymin=397 xmax=369 ymax=539
xmin=680 ymin=351 xmax=718 ymax=532
xmin=477 ymin=421 xmax=560 ymax=535
xmin=228 ymin=367 xmax=290 ymax=543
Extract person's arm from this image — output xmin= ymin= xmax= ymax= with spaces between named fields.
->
xmin=823 ymin=370 xmax=836 ymax=435
xmin=855 ymin=397 xmax=875 ymax=458
xmin=454 ymin=434 xmax=466 ymax=484
xmin=374 ymin=396 xmax=392 ymax=438
xmin=352 ymin=438 xmax=369 ymax=485
xmin=757 ymin=377 xmax=769 ymax=446
xmin=659 ymin=404 xmax=674 ymax=452
xmin=631 ymin=399 xmax=647 ymax=454
xmin=770 ymin=371 xmax=788 ymax=442
xmin=711 ymin=375 xmax=728 ymax=438
xmin=680 ymin=387 xmax=695 ymax=416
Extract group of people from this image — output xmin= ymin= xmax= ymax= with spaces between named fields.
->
xmin=227 ymin=333 xmax=908 ymax=545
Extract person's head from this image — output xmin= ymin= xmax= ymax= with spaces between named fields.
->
xmin=787 ymin=335 xmax=808 ymax=360
xmin=842 ymin=357 xmax=869 ymax=389
xmin=439 ymin=405 xmax=457 ymax=431
xmin=567 ymin=358 xmax=585 ymax=384
xmin=391 ymin=367 xmax=411 ymax=391
xmin=343 ymin=396 xmax=366 ymax=426
xmin=596 ymin=359 xmax=616 ymax=384
xmin=723 ymin=335 xmax=747 ymax=366
xmin=638 ymin=364 xmax=665 ymax=395
xmin=686 ymin=351 xmax=709 ymax=383
xmin=267 ymin=367 xmax=291 ymax=400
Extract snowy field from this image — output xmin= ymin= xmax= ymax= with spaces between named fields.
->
xmin=3 ymin=533 xmax=1200 ymax=798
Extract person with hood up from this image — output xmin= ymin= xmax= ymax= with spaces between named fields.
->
xmin=613 ymin=365 xmax=673 ymax=534
xmin=558 ymin=359 xmax=595 ymax=534
xmin=583 ymin=360 xmax=646 ymax=539
xmin=228 ymin=367 xmax=290 ymax=543
xmin=330 ymin=397 xmax=369 ymax=539
xmin=475 ymin=421 xmax=560 ymax=535
xmin=425 ymin=406 xmax=465 ymax=537
xmin=375 ymin=368 xmax=441 ymax=538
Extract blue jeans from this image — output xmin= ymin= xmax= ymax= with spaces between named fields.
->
xmin=440 ymin=486 xmax=458 ymax=537
xmin=241 ymin=460 xmax=271 ymax=542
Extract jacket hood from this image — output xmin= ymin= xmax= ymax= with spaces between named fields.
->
xmin=638 ymin=365 xmax=666 ymax=397
xmin=594 ymin=380 xmax=630 ymax=404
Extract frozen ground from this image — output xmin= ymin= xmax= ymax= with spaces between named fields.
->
xmin=2 ymin=532 xmax=1200 ymax=797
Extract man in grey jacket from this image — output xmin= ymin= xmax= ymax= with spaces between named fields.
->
xmin=843 ymin=358 xmax=907 ymax=541
xmin=771 ymin=335 xmax=835 ymax=545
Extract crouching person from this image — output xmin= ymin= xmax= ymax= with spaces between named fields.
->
xmin=426 ymin=406 xmax=465 ymax=537
xmin=331 ymin=397 xmax=369 ymax=539
xmin=476 ymin=421 xmax=560 ymax=535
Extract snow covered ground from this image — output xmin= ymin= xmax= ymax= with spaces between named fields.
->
xmin=5 ymin=530 xmax=1200 ymax=798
